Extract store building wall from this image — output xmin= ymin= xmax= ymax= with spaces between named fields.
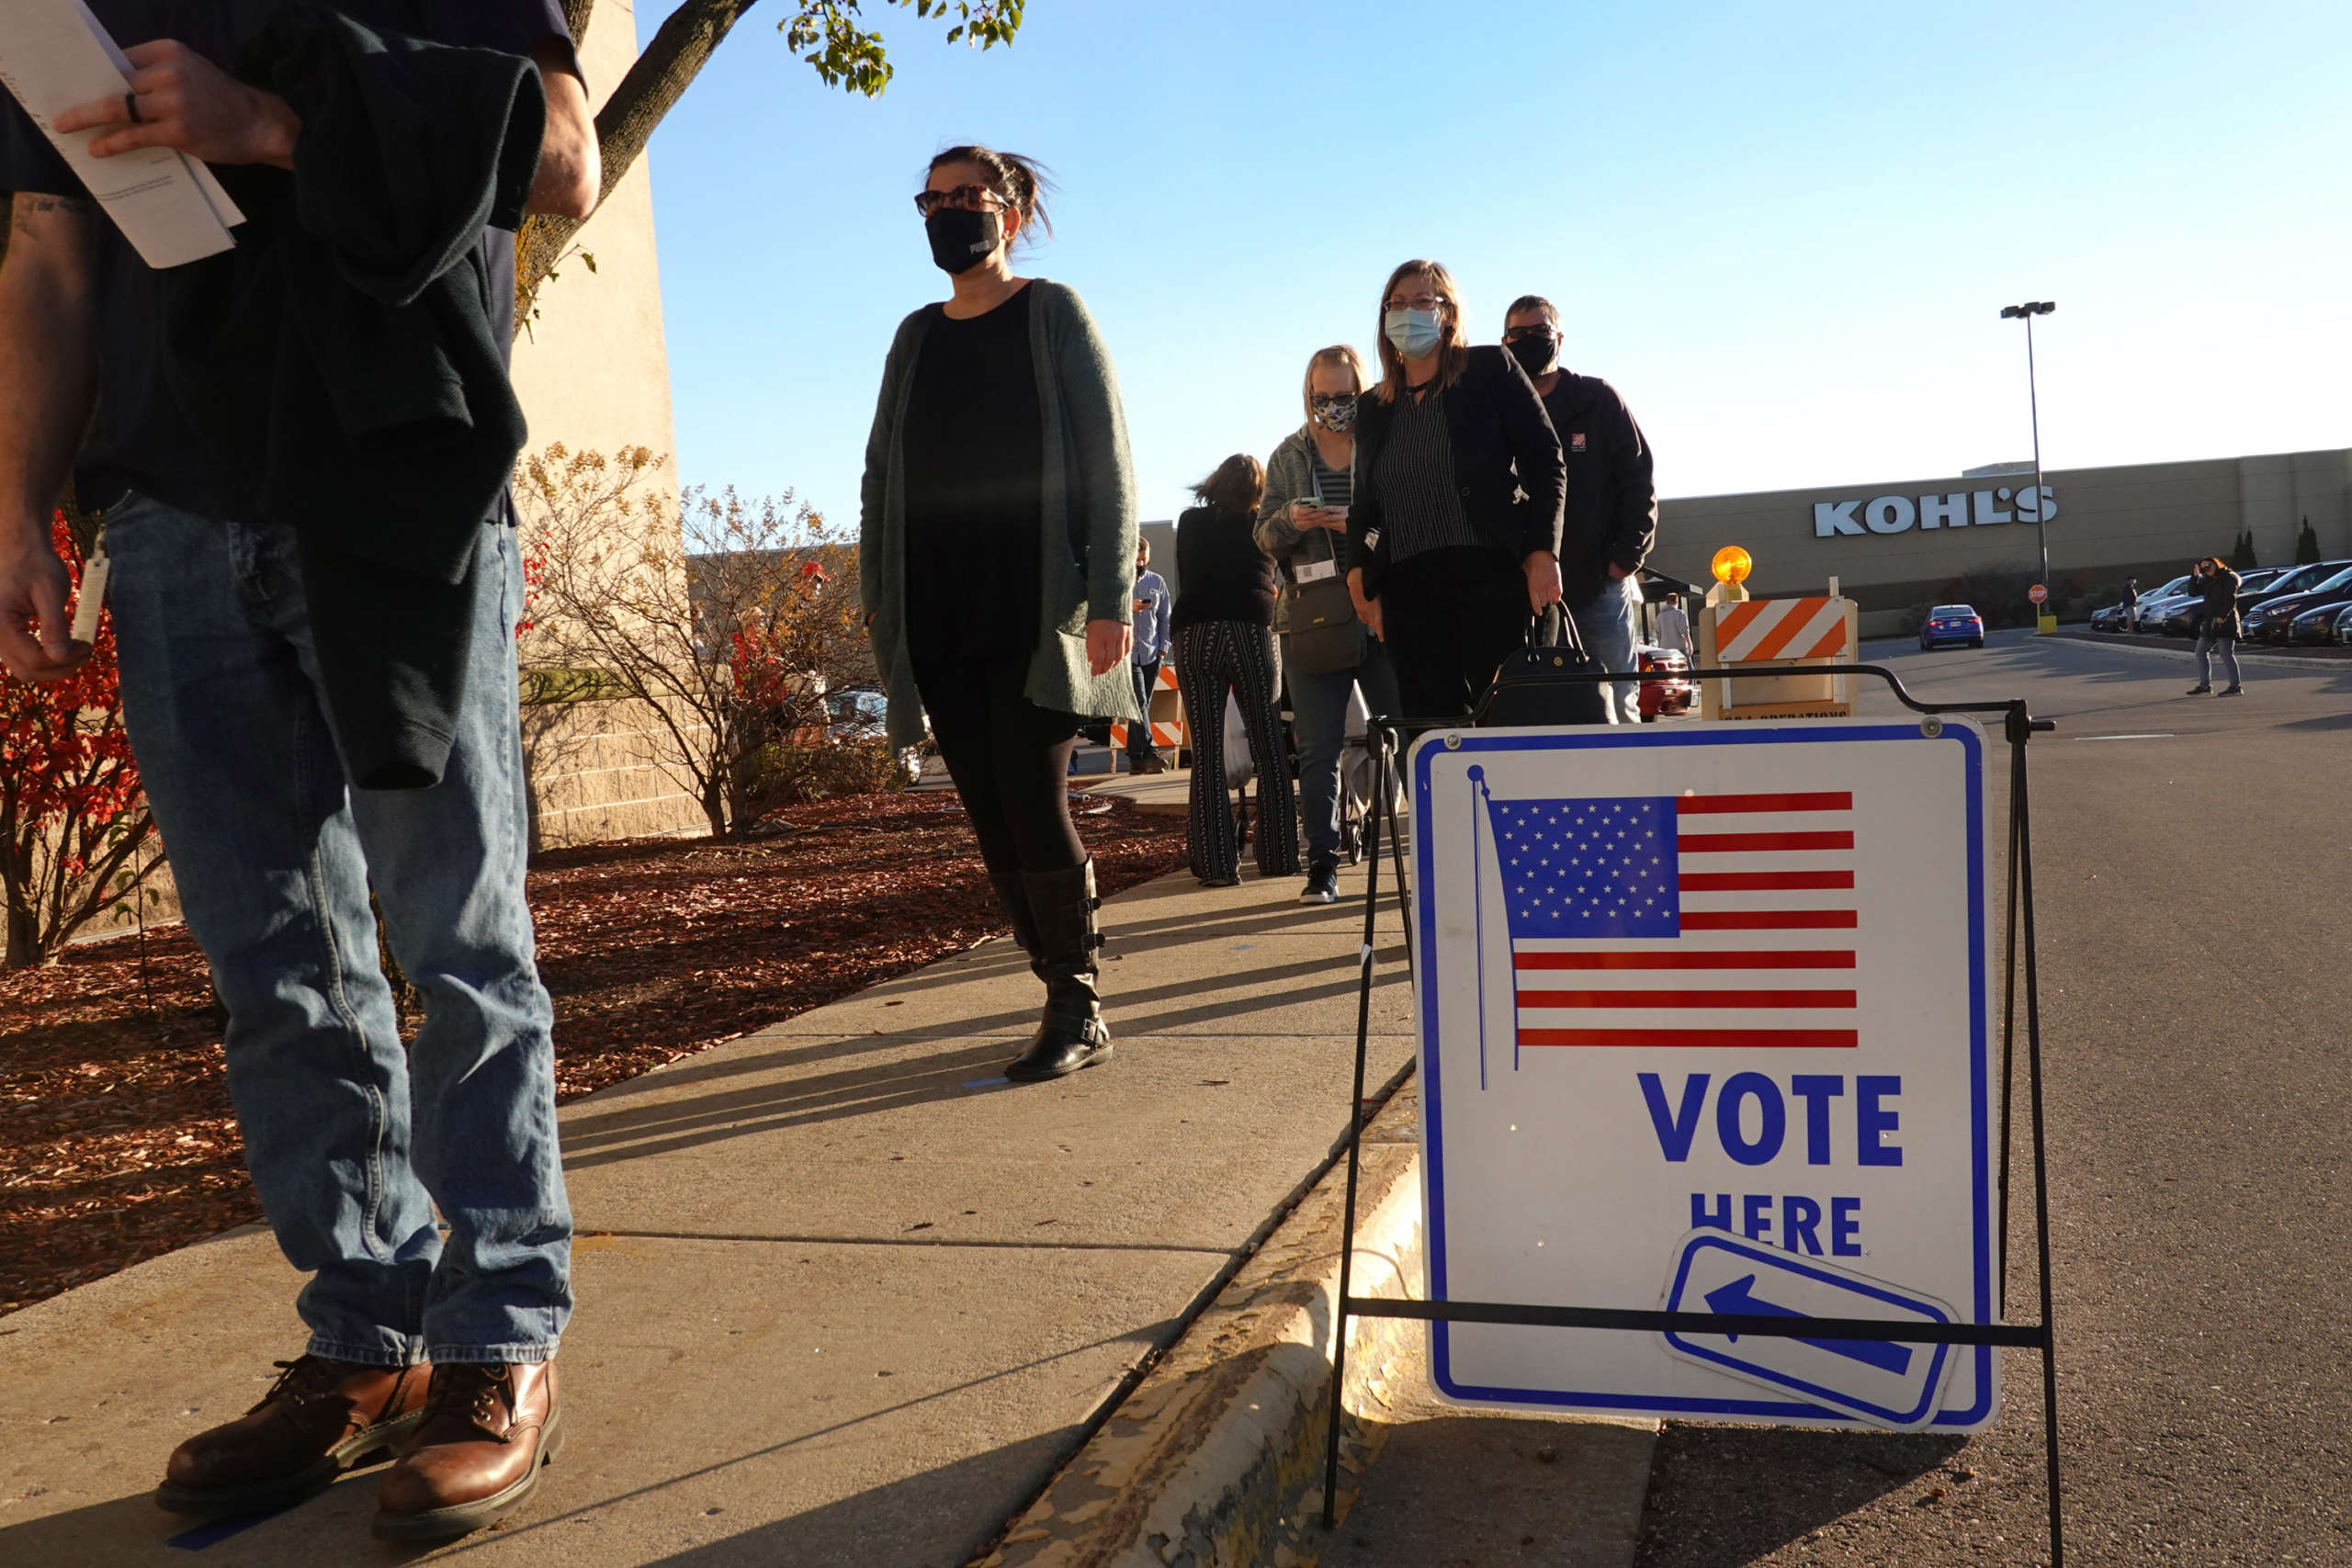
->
xmin=1650 ymin=447 xmax=2352 ymax=630
xmin=506 ymin=2 xmax=706 ymax=848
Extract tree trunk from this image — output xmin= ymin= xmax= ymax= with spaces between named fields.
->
xmin=699 ymin=773 xmax=729 ymax=841
xmin=4 ymin=897 xmax=43 ymax=970
xmin=516 ymin=0 xmax=766 ymax=320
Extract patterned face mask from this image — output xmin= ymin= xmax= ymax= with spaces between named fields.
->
xmin=1310 ymin=393 xmax=1358 ymax=433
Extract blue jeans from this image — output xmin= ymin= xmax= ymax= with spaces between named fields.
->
xmin=1568 ymin=574 xmax=1645 ymax=725
xmin=1283 ymin=636 xmax=1402 ymax=863
xmin=1127 ymin=659 xmax=1160 ymax=762
xmin=106 ymin=496 xmax=571 ymax=1367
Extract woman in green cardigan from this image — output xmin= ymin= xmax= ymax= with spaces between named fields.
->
xmin=859 ymin=145 xmax=1141 ymax=1082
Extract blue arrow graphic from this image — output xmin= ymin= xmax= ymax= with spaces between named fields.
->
xmin=1703 ymin=1274 xmax=1917 ymax=1376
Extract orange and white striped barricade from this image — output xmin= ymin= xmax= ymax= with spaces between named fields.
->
xmin=1697 ymin=594 xmax=1860 ymax=720
xmin=1108 ymin=662 xmax=1186 ymax=759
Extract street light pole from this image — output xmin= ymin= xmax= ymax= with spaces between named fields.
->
xmin=2000 ymin=300 xmax=2057 ymax=627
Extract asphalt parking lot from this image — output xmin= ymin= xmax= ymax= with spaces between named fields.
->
xmin=1628 ymin=629 xmax=2352 ymax=1567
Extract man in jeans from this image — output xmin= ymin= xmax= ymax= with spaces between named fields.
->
xmin=1503 ymin=296 xmax=1658 ymax=724
xmin=0 ymin=0 xmax=596 ymax=1542
xmin=1655 ymin=590 xmax=1693 ymax=660
xmin=1127 ymin=538 xmax=1170 ymax=773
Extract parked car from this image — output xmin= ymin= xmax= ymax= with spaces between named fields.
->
xmin=2243 ymin=562 xmax=2352 ymax=642
xmin=824 ymin=687 xmax=928 ymax=784
xmin=2285 ymin=598 xmax=2352 ymax=645
xmin=2133 ymin=575 xmax=2201 ymax=631
xmin=2333 ymin=604 xmax=2352 ymax=646
xmin=1635 ymin=644 xmax=1693 ymax=720
xmin=1918 ymin=604 xmax=1984 ymax=650
xmin=2153 ymin=565 xmax=2309 ymax=637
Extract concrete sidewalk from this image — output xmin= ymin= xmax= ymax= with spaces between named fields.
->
xmin=0 ymin=866 xmax=1410 ymax=1566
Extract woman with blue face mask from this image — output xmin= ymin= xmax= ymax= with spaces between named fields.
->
xmin=1343 ymin=260 xmax=1566 ymax=720
xmin=859 ymin=144 xmax=1141 ymax=1082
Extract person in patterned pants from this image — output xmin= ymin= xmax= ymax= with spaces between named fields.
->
xmin=1170 ymin=456 xmax=1298 ymax=886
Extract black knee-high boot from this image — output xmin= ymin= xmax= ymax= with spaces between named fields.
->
xmin=1005 ymin=860 xmax=1113 ymax=1081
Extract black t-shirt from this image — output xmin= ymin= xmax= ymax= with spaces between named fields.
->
xmin=901 ymin=285 xmax=1044 ymax=662
xmin=0 ymin=0 xmax=574 ymax=520
xmin=1170 ymin=504 xmax=1277 ymax=631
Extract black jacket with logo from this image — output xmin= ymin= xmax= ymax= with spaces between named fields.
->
xmin=1345 ymin=345 xmax=1565 ymax=597
xmin=1539 ymin=372 xmax=1657 ymax=607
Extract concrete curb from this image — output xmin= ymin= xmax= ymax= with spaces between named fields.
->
xmin=976 ymin=1085 xmax=1430 ymax=1568
xmin=2044 ymin=630 xmax=2352 ymax=671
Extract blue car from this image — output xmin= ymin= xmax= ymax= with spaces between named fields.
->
xmin=1918 ymin=604 xmax=1984 ymax=650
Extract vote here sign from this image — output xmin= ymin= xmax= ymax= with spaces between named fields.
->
xmin=1407 ymin=717 xmax=1999 ymax=1432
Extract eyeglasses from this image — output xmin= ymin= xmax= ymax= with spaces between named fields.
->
xmin=914 ymin=184 xmax=1006 ymax=218
xmin=1503 ymin=324 xmax=1560 ymax=343
xmin=1385 ymin=292 xmax=1450 ymax=313
xmin=1309 ymin=393 xmax=1358 ymax=411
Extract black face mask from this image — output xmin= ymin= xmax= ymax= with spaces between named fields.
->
xmin=1508 ymin=333 xmax=1559 ymax=378
xmin=925 ymin=208 xmax=1003 ymax=275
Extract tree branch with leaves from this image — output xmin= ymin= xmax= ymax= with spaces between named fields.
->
xmin=517 ymin=0 xmax=1025 ymax=320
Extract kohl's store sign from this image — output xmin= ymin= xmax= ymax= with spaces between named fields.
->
xmin=1814 ymin=485 xmax=2058 ymax=539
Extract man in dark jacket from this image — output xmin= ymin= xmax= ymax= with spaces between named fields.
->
xmin=0 ymin=1 xmax=596 ymax=1542
xmin=1504 ymin=296 xmax=1658 ymax=723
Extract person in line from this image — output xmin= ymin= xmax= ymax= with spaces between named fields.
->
xmin=1256 ymin=344 xmax=1399 ymax=904
xmin=1655 ymin=590 xmax=1694 ymax=660
xmin=1126 ymin=537 xmax=1170 ymax=773
xmin=2187 ymin=558 xmax=2245 ymax=696
xmin=1503 ymin=296 xmax=1657 ymax=723
xmin=860 ymin=145 xmax=1138 ymax=1081
xmin=1171 ymin=455 xmax=1298 ymax=886
xmin=1345 ymin=261 xmax=1566 ymax=720
xmin=0 ymin=1 xmax=596 ymax=1541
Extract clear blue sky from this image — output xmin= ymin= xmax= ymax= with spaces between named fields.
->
xmin=631 ymin=0 xmax=2351 ymax=527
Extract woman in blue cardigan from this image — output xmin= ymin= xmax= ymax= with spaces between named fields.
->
xmin=859 ymin=145 xmax=1141 ymax=1082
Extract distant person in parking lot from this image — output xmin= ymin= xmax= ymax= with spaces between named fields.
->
xmin=1655 ymin=591 xmax=1693 ymax=659
xmin=2123 ymin=575 xmax=2140 ymax=631
xmin=2187 ymin=558 xmax=2245 ymax=696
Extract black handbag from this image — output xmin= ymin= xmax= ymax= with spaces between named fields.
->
xmin=1474 ymin=608 xmax=1611 ymax=728
xmin=1282 ymin=468 xmax=1370 ymax=676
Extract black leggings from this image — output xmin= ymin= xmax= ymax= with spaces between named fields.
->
xmin=913 ymin=655 xmax=1086 ymax=875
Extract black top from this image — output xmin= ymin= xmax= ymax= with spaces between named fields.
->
xmin=0 ymin=0 xmax=573 ymax=523
xmin=1345 ymin=345 xmax=1564 ymax=599
xmin=1374 ymin=386 xmax=1479 ymax=562
xmin=1170 ymin=504 xmax=1276 ymax=630
xmin=1540 ymin=371 xmax=1657 ymax=605
xmin=901 ymin=284 xmax=1044 ymax=661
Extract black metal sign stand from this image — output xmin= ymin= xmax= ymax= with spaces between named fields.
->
xmin=1318 ymin=665 xmax=2067 ymax=1565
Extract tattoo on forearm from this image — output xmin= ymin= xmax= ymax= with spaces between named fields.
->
xmin=10 ymin=193 xmax=94 ymax=235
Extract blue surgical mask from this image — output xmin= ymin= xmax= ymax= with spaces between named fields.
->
xmin=1385 ymin=307 xmax=1444 ymax=359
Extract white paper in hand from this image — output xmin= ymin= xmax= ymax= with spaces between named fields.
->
xmin=0 ymin=0 xmax=243 ymax=267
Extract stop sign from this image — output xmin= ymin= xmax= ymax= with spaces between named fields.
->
xmin=2028 ymin=584 xmax=2049 ymax=604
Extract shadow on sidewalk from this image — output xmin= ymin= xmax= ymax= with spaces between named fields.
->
xmin=1629 ymin=1425 xmax=1968 ymax=1568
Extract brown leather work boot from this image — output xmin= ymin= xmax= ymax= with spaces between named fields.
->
xmin=156 ymin=1355 xmax=430 ymax=1517
xmin=372 ymin=1361 xmax=561 ymax=1542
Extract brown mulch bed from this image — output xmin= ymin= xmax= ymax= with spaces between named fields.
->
xmin=0 ymin=789 xmax=1185 ymax=1315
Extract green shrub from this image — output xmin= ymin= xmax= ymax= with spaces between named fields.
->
xmin=737 ymin=737 xmax=914 ymax=817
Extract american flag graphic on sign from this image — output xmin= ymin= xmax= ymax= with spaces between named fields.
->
xmin=1480 ymin=784 xmax=1859 ymax=1052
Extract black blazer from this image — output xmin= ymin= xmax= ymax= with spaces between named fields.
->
xmin=1345 ymin=344 xmax=1565 ymax=597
